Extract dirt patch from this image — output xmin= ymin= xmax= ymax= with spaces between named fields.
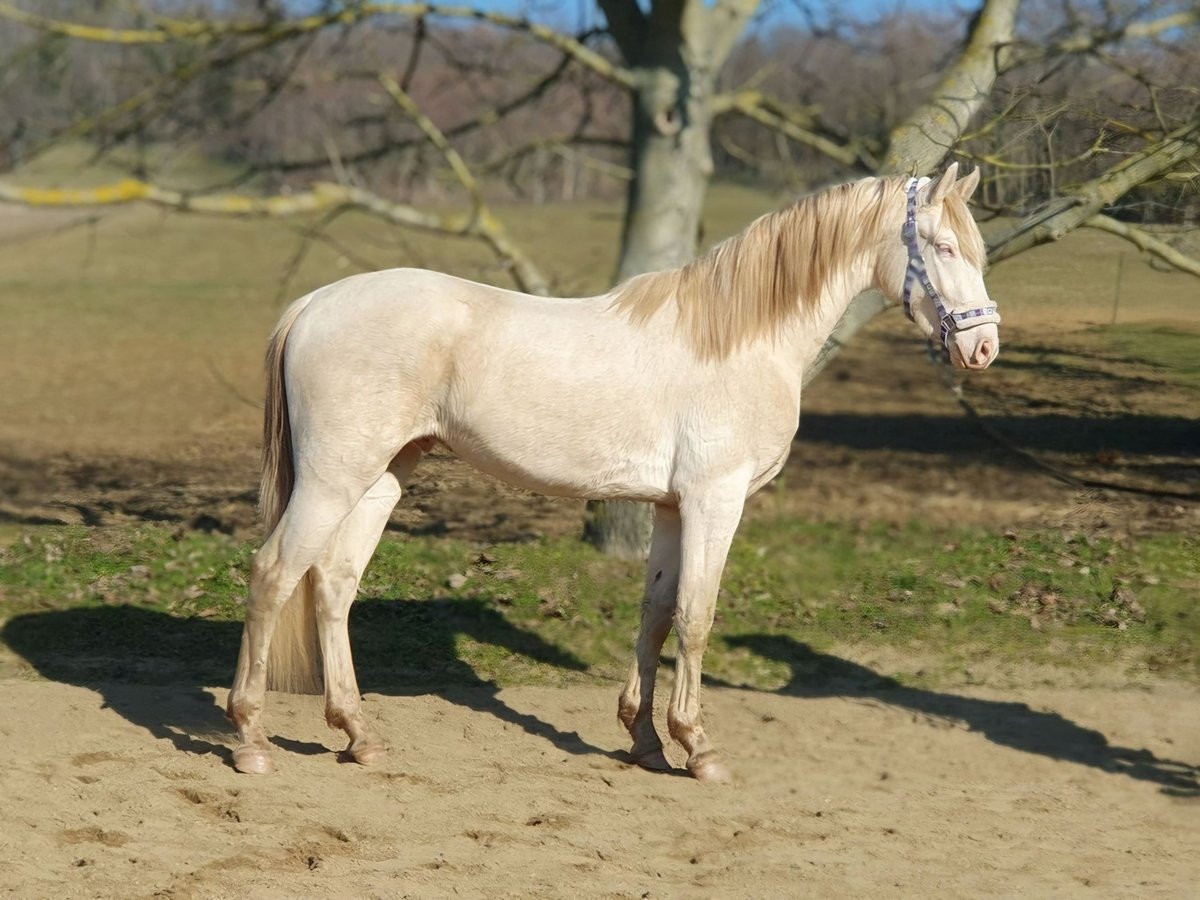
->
xmin=0 ymin=676 xmax=1195 ymax=897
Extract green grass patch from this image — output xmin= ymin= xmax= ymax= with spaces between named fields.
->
xmin=1 ymin=520 xmax=1195 ymax=690
xmin=1094 ymin=323 xmax=1200 ymax=392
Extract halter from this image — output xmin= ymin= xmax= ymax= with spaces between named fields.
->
xmin=902 ymin=177 xmax=1000 ymax=352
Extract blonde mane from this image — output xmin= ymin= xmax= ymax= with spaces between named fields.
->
xmin=612 ymin=176 xmax=985 ymax=360
xmin=941 ymin=190 xmax=988 ymax=271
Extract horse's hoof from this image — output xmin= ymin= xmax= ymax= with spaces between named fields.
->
xmin=632 ymin=748 xmax=672 ymax=772
xmin=343 ymin=740 xmax=387 ymax=766
xmin=688 ymin=752 xmax=731 ymax=784
xmin=232 ymin=743 xmax=275 ymax=775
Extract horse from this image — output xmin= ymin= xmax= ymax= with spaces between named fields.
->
xmin=227 ymin=163 xmax=1000 ymax=782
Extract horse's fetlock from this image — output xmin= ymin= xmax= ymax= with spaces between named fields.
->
xmin=667 ymin=706 xmax=698 ymax=742
xmin=617 ymin=695 xmax=642 ymax=730
xmin=226 ymin=695 xmax=259 ymax=725
xmin=325 ymin=707 xmax=349 ymax=731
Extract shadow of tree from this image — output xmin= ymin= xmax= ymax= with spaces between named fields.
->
xmin=716 ymin=633 xmax=1199 ymax=797
xmin=798 ymin=411 xmax=1199 ymax=458
xmin=1 ymin=599 xmax=614 ymax=770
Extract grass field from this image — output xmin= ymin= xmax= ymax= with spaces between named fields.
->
xmin=2 ymin=517 xmax=1195 ymax=692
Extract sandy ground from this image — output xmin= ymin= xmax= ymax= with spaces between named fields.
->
xmin=1 ymin=675 xmax=1197 ymax=898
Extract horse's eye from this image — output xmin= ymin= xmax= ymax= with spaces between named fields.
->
xmin=936 ymin=243 xmax=956 ymax=258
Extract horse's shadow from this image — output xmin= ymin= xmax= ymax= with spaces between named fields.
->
xmin=0 ymin=597 xmax=613 ymax=769
xmin=713 ymin=633 xmax=1199 ymax=797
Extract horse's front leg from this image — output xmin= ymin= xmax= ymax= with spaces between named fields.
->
xmin=668 ymin=480 xmax=748 ymax=782
xmin=618 ymin=504 xmax=682 ymax=770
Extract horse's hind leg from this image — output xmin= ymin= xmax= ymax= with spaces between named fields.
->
xmin=312 ymin=443 xmax=423 ymax=765
xmin=618 ymin=504 xmax=682 ymax=770
xmin=228 ymin=475 xmax=377 ymax=775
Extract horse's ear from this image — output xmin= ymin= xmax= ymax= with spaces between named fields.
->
xmin=955 ymin=167 xmax=981 ymax=200
xmin=928 ymin=162 xmax=959 ymax=206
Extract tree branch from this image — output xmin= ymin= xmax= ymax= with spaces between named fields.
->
xmin=0 ymin=177 xmax=550 ymax=293
xmin=259 ymin=50 xmax=594 ymax=176
xmin=1002 ymin=8 xmax=1200 ymax=73
xmin=21 ymin=23 xmax=310 ymax=165
xmin=988 ymin=120 xmax=1200 ymax=264
xmin=375 ymin=71 xmax=551 ymax=294
xmin=0 ymin=1 xmax=637 ymax=88
xmin=1081 ymin=215 xmax=1200 ymax=278
xmin=882 ymin=0 xmax=1021 ymax=174
xmin=713 ymin=89 xmax=876 ymax=169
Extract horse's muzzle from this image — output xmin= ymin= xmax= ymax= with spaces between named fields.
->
xmin=949 ymin=324 xmax=1000 ymax=370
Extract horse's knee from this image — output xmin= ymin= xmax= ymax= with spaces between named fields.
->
xmin=311 ymin=562 xmax=356 ymax=613
xmin=249 ymin=552 xmax=283 ymax=601
xmin=673 ymin=616 xmax=711 ymax=656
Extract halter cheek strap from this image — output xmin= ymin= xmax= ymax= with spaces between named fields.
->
xmin=902 ymin=177 xmax=1000 ymax=351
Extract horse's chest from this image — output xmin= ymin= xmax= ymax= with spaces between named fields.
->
xmin=745 ymin=413 xmax=798 ymax=491
xmin=675 ymin=388 xmax=798 ymax=490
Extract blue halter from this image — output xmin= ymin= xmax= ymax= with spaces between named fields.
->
xmin=902 ymin=177 xmax=1000 ymax=351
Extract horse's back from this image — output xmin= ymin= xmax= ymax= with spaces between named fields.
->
xmin=288 ymin=266 xmax=479 ymax=333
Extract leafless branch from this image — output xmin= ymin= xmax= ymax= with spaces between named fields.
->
xmin=989 ymin=120 xmax=1200 ymax=264
xmin=0 ymin=176 xmax=550 ymax=293
xmin=1083 ymin=214 xmax=1200 ymax=278
xmin=0 ymin=1 xmax=637 ymax=88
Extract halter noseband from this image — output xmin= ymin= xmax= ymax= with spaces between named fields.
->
xmin=902 ymin=177 xmax=999 ymax=351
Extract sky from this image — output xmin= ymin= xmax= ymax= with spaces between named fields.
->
xmin=286 ymin=0 xmax=961 ymax=33
xmin=462 ymin=1 xmax=954 ymax=31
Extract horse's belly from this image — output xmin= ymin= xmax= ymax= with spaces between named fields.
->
xmin=441 ymin=427 xmax=674 ymax=504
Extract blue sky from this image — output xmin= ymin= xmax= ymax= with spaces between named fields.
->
xmin=286 ymin=1 xmax=963 ymax=32
xmin=456 ymin=0 xmax=956 ymax=31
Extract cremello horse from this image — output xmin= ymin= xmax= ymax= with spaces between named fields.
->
xmin=228 ymin=164 xmax=1000 ymax=781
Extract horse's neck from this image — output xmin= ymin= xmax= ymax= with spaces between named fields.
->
xmin=776 ymin=253 xmax=881 ymax=378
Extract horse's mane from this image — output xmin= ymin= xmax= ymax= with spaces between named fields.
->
xmin=611 ymin=175 xmax=985 ymax=361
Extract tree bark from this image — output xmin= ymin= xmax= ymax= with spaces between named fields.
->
xmin=882 ymin=0 xmax=1020 ymax=175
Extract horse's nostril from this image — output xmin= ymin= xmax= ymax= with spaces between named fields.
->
xmin=975 ymin=340 xmax=993 ymax=365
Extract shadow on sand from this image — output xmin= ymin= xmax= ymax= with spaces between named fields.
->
xmin=0 ymin=598 xmax=615 ymax=771
xmin=713 ymin=633 xmax=1199 ymax=797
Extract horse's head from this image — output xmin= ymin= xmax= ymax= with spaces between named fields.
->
xmin=881 ymin=163 xmax=1000 ymax=370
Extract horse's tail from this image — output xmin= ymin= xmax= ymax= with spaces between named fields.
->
xmin=261 ymin=292 xmax=323 ymax=695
